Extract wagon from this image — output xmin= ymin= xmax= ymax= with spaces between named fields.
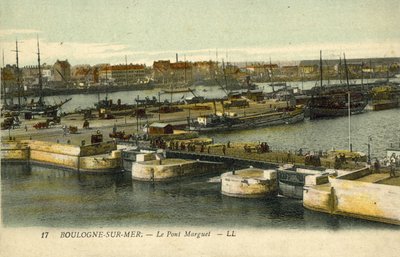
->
xmin=68 ymin=126 xmax=78 ymax=134
xmin=33 ymin=122 xmax=49 ymax=129
xmin=109 ymin=131 xmax=132 ymax=141
xmin=91 ymin=131 xmax=103 ymax=144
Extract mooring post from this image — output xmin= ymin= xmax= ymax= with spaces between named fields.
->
xmin=77 ymin=155 xmax=81 ymax=174
xmin=26 ymin=146 xmax=31 ymax=166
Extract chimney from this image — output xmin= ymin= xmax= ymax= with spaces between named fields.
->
xmin=176 ymin=53 xmax=178 ymax=63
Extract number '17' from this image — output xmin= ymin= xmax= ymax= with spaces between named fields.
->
xmin=41 ymin=232 xmax=49 ymax=238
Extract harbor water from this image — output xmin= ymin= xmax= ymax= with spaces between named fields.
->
xmin=1 ymin=163 xmax=398 ymax=229
xmin=209 ymin=108 xmax=400 ymax=159
xmin=2 ymin=79 xmax=399 ymax=229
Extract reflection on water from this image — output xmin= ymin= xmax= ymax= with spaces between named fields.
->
xmin=1 ymin=163 xmax=397 ymax=230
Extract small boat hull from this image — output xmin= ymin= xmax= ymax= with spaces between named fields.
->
xmin=190 ymin=109 xmax=305 ymax=132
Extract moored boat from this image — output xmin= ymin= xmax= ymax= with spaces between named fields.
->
xmin=308 ymin=91 xmax=368 ymax=119
xmin=367 ymin=84 xmax=400 ymax=111
xmin=189 ymin=106 xmax=305 ymax=132
xmin=308 ymin=51 xmax=368 ymax=119
xmin=162 ymin=87 xmax=193 ymax=94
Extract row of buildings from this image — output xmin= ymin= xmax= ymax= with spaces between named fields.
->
xmin=2 ymin=57 xmax=400 ymax=91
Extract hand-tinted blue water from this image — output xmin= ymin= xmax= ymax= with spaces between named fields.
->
xmin=1 ymin=163 xmax=397 ymax=229
xmin=209 ymin=108 xmax=400 ymax=158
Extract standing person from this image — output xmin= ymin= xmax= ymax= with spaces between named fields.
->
xmin=373 ymin=158 xmax=380 ymax=173
xmin=390 ymin=156 xmax=396 ymax=177
xmin=390 ymin=163 xmax=396 ymax=177
xmin=222 ymin=145 xmax=226 ymax=155
xmin=334 ymin=155 xmax=341 ymax=169
xmin=63 ymin=125 xmax=67 ymax=136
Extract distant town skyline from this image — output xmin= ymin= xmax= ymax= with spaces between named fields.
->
xmin=1 ymin=0 xmax=399 ymax=67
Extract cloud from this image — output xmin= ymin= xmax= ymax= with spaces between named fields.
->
xmin=1 ymin=37 xmax=398 ymax=67
xmin=0 ymin=29 xmax=42 ymax=37
xmin=0 ymin=39 xmax=136 ymax=66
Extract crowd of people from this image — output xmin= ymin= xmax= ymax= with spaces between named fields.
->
xmin=376 ymin=153 xmax=399 ymax=177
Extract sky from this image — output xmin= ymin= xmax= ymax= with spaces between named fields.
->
xmin=0 ymin=0 xmax=399 ymax=67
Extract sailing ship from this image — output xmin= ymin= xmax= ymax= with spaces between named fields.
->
xmin=22 ymin=38 xmax=71 ymax=116
xmin=308 ymin=90 xmax=367 ymax=119
xmin=1 ymin=39 xmax=71 ymax=116
xmin=308 ymin=51 xmax=368 ymax=119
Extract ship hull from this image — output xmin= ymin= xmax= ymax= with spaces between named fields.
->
xmin=370 ymin=100 xmax=399 ymax=111
xmin=309 ymin=100 xmax=367 ymax=119
xmin=190 ymin=109 xmax=304 ymax=133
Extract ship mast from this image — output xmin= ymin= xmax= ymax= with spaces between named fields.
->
xmin=270 ymin=57 xmax=274 ymax=92
xmin=13 ymin=40 xmax=22 ymax=109
xmin=1 ymin=50 xmax=3 ymax=99
xmin=319 ymin=50 xmax=323 ymax=87
xmin=105 ymin=64 xmax=109 ymax=100
xmin=222 ymin=58 xmax=228 ymax=91
xmin=339 ymin=57 xmax=342 ymax=84
xmin=344 ymin=53 xmax=352 ymax=152
xmin=361 ymin=62 xmax=364 ymax=89
xmin=37 ymin=36 xmax=44 ymax=106
xmin=125 ymin=55 xmax=128 ymax=87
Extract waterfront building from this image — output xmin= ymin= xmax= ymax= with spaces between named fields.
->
xmin=224 ymin=63 xmax=246 ymax=81
xmin=153 ymin=60 xmax=171 ymax=84
xmin=98 ymin=63 xmax=148 ymax=86
xmin=20 ymin=65 xmax=52 ymax=90
xmin=1 ymin=65 xmax=17 ymax=83
xmin=153 ymin=60 xmax=217 ymax=84
xmin=71 ymin=65 xmax=91 ymax=84
xmin=170 ymin=61 xmax=193 ymax=84
xmin=148 ymin=122 xmax=174 ymax=135
xmin=1 ymin=64 xmax=18 ymax=95
xmin=52 ymin=59 xmax=71 ymax=82
xmin=96 ymin=64 xmax=111 ymax=85
xmin=299 ymin=57 xmax=400 ymax=78
xmin=245 ymin=63 xmax=278 ymax=80
xmin=192 ymin=61 xmax=217 ymax=81
xmin=280 ymin=65 xmax=299 ymax=78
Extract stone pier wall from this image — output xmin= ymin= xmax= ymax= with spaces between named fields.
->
xmin=303 ymin=169 xmax=400 ymax=225
xmin=330 ymin=178 xmax=400 ymax=224
xmin=30 ymin=150 xmax=79 ymax=169
xmin=221 ymin=169 xmax=278 ymax=198
xmin=1 ymin=140 xmax=121 ymax=173
xmin=80 ymin=154 xmax=120 ymax=172
xmin=1 ymin=141 xmax=30 ymax=160
xmin=80 ymin=142 xmax=117 ymax=157
xmin=132 ymin=158 xmax=225 ymax=181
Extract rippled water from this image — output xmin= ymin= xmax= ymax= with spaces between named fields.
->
xmin=209 ymin=108 xmax=400 ymax=158
xmin=1 ymin=163 xmax=397 ymax=229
